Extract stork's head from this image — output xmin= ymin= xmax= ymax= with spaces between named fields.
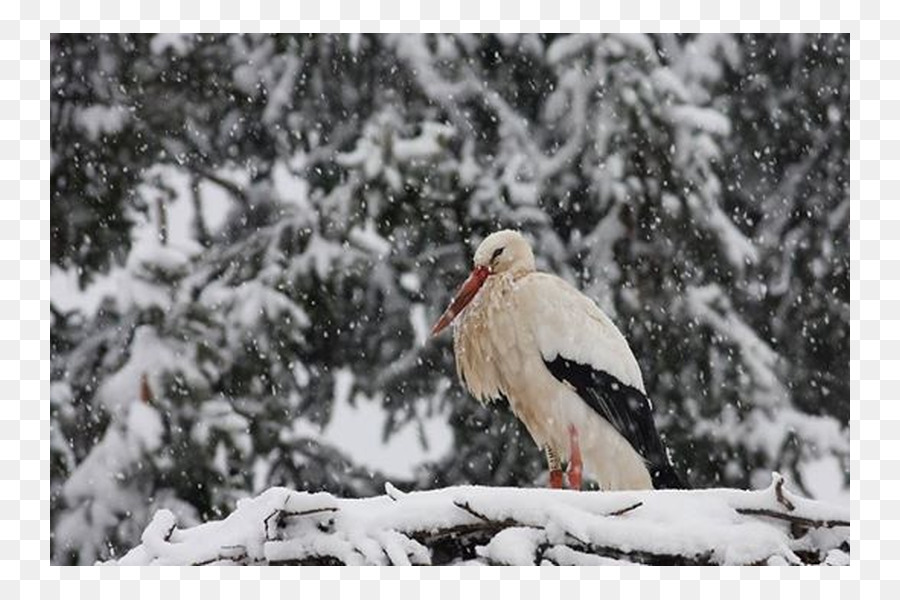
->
xmin=431 ymin=230 xmax=535 ymax=336
xmin=472 ymin=229 xmax=536 ymax=275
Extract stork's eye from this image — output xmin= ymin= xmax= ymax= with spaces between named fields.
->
xmin=491 ymin=247 xmax=505 ymax=262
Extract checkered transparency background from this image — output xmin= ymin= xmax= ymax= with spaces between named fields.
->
xmin=10 ymin=0 xmax=890 ymax=596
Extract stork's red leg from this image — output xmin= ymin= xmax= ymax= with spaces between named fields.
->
xmin=549 ymin=469 xmax=564 ymax=489
xmin=545 ymin=447 xmax=564 ymax=489
xmin=567 ymin=425 xmax=583 ymax=490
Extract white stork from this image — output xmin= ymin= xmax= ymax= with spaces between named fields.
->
xmin=431 ymin=230 xmax=683 ymax=491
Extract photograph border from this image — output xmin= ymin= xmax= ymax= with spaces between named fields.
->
xmin=23 ymin=0 xmax=879 ymax=595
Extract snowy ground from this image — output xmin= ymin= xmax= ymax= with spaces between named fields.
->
xmin=114 ymin=474 xmax=848 ymax=566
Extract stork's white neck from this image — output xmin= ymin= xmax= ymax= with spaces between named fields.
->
xmin=453 ymin=272 xmax=521 ymax=403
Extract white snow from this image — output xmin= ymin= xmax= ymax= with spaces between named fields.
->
xmin=75 ymin=105 xmax=130 ymax=141
xmin=262 ymin=53 xmax=300 ymax=124
xmin=50 ymin=165 xmax=226 ymax=316
xmin=610 ymin=33 xmax=656 ymax=58
xmin=337 ymin=113 xmax=455 ymax=188
xmin=96 ymin=326 xmax=203 ymax=416
xmin=651 ymin=67 xmax=691 ymax=102
xmin=276 ymin=366 xmax=454 ymax=481
xmin=232 ymin=63 xmax=259 ymax=96
xmin=55 ymin=396 xmax=167 ymax=565
xmin=150 ymin=34 xmax=192 ymax=56
xmin=399 ymin=272 xmax=421 ymax=293
xmin=701 ymin=196 xmax=760 ymax=269
xmin=191 ymin=398 xmax=252 ymax=457
xmin=271 ymin=161 xmax=311 ymax=210
xmin=199 ymin=278 xmax=311 ymax=331
xmin=546 ymin=34 xmax=597 ymax=65
xmin=686 ymin=284 xmax=782 ymax=406
xmin=112 ymin=474 xmax=849 ymax=566
xmin=348 ymin=222 xmax=392 ymax=257
xmin=297 ymin=379 xmax=455 ymax=480
xmin=409 ymin=303 xmax=429 ymax=347
xmin=802 ymin=454 xmax=850 ymax=507
xmin=391 ymin=122 xmax=455 ymax=162
xmin=333 ymin=368 xmax=355 ymax=408
xmin=62 ymin=401 xmax=163 ymax=503
xmin=668 ymin=105 xmax=732 ymax=136
xmin=290 ymin=234 xmax=345 ymax=279
xmin=126 ymin=402 xmax=165 ymax=453
xmin=686 ymin=284 xmax=849 ymax=498
xmin=825 ymin=548 xmax=850 ymax=566
xmin=478 ymin=527 xmax=545 ymax=565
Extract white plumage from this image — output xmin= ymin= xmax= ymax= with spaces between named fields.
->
xmin=517 ymin=274 xmax=646 ymax=392
xmin=432 ymin=230 xmax=681 ymax=491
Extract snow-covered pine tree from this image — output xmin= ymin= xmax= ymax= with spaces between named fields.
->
xmin=719 ymin=34 xmax=850 ymax=494
xmin=52 ymin=369 xmax=170 ymax=564
xmin=51 ymin=34 xmax=849 ymax=563
xmin=51 ymin=34 xmax=144 ymax=281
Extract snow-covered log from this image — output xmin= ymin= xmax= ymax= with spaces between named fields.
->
xmin=114 ymin=474 xmax=848 ymax=566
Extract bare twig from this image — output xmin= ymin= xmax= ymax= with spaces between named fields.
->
xmin=281 ymin=507 xmax=339 ymax=519
xmin=190 ymin=174 xmax=211 ymax=247
xmin=606 ymin=501 xmax=643 ymax=517
xmin=735 ymin=508 xmax=849 ymax=531
xmin=192 ymin=544 xmax=249 ymax=566
xmin=536 ymin=542 xmax=558 ymax=566
xmin=263 ymin=509 xmax=282 ymax=542
xmin=453 ymin=500 xmax=492 ymax=523
xmin=163 ymin=522 xmax=176 ymax=543
xmin=268 ymin=555 xmax=346 ymax=566
xmin=156 ymin=197 xmax=168 ymax=245
xmin=192 ymin=551 xmax=249 ymax=566
xmin=774 ymin=474 xmax=796 ymax=512
xmin=564 ymin=530 xmax=590 ymax=547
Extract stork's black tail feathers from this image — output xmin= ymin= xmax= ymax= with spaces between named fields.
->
xmin=542 ymin=356 xmax=690 ymax=490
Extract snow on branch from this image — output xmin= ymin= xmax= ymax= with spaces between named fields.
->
xmin=114 ymin=474 xmax=848 ymax=566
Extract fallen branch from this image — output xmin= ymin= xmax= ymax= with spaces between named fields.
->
xmin=117 ymin=478 xmax=850 ymax=567
xmin=563 ymin=541 xmax=715 ymax=567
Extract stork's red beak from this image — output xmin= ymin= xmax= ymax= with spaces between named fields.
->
xmin=431 ymin=265 xmax=490 ymax=336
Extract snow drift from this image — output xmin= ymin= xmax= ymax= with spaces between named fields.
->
xmin=114 ymin=474 xmax=848 ymax=566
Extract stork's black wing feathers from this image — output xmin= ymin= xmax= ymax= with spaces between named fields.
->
xmin=543 ymin=356 xmax=684 ymax=489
